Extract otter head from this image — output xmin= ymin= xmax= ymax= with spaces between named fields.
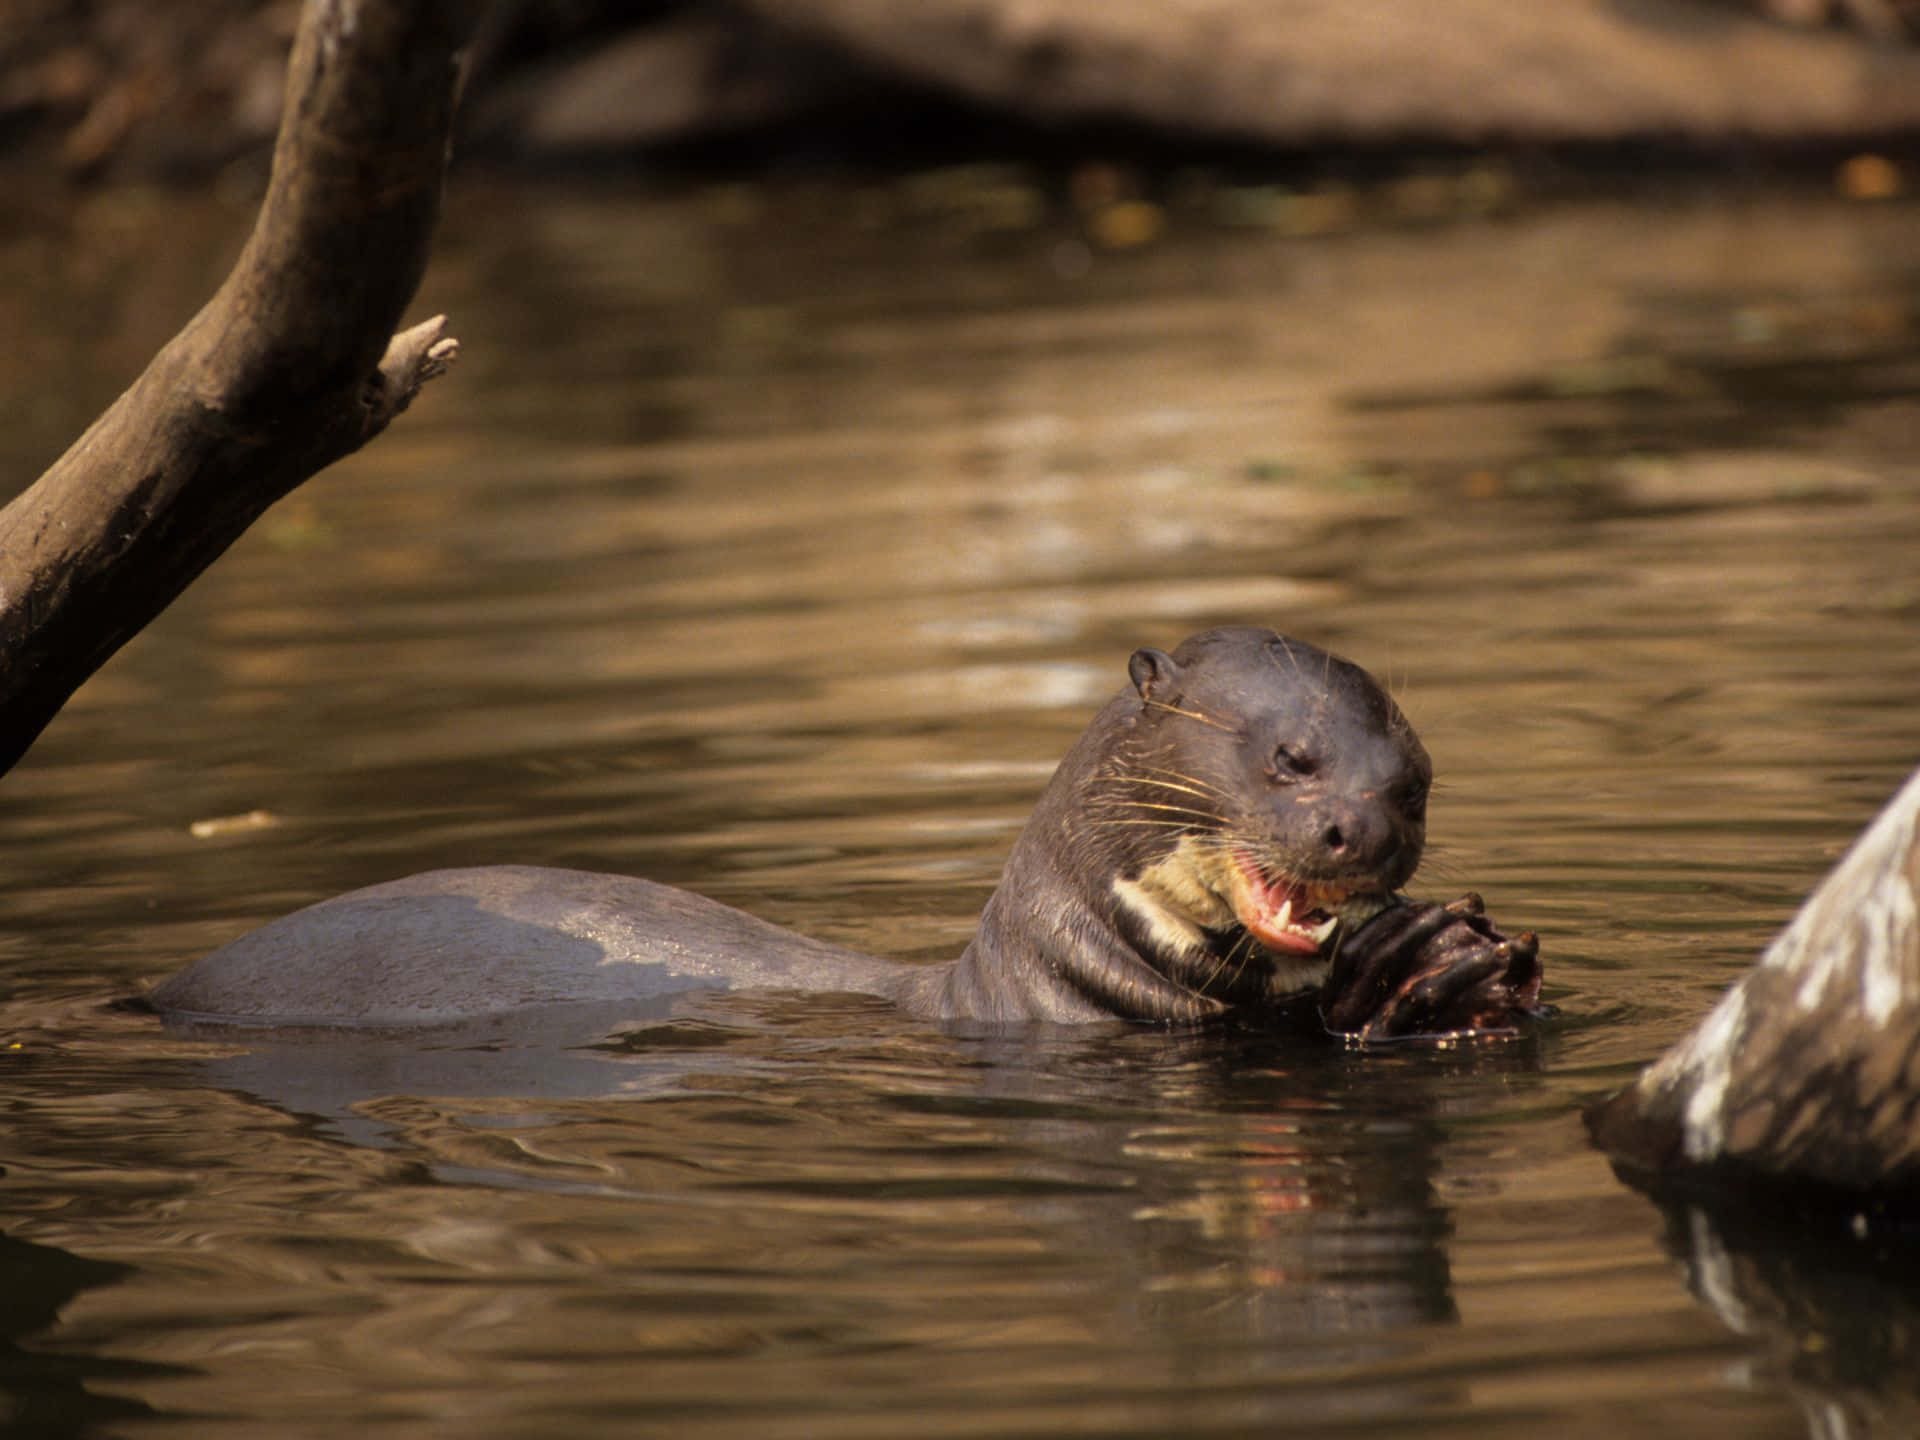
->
xmin=1087 ymin=626 xmax=1431 ymax=1005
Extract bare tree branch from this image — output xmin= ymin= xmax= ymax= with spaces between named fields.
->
xmin=0 ymin=0 xmax=484 ymax=778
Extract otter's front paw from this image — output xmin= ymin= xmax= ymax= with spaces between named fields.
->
xmin=1319 ymin=893 xmax=1543 ymax=1041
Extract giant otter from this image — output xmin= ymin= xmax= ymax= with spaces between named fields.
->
xmin=152 ymin=628 xmax=1542 ymax=1036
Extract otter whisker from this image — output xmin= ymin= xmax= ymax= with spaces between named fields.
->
xmin=1141 ymin=698 xmax=1241 ymax=734
xmin=1122 ymin=778 xmax=1225 ymax=802
xmin=1226 ymin=927 xmax=1264 ymax=992
xmin=1194 ymin=946 xmax=1233 ymax=997
xmin=1191 ymin=924 xmax=1241 ymax=996
xmin=1088 ymin=789 xmax=1232 ymax=820
xmin=1197 ymin=926 xmax=1261 ymax=998
xmin=1079 ymin=818 xmax=1212 ymax=835
xmin=1132 ymin=773 xmax=1244 ymax=809
xmin=1268 ymin=636 xmax=1308 ymax=687
xmin=1124 ymin=768 xmax=1235 ymax=801
xmin=1085 ymin=775 xmax=1225 ymax=804
xmin=1099 ymin=801 xmax=1225 ymax=821
xmin=1131 ymin=759 xmax=1233 ymax=786
xmin=1208 ymin=835 xmax=1299 ymax=874
xmin=1083 ymin=784 xmax=1222 ymax=811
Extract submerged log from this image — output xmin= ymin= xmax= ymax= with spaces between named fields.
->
xmin=1590 ymin=766 xmax=1920 ymax=1193
xmin=0 ymin=0 xmax=479 ymax=777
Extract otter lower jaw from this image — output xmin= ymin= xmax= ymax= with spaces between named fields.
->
xmin=1110 ymin=835 xmax=1380 ymax=997
xmin=1227 ymin=852 xmax=1344 ymax=956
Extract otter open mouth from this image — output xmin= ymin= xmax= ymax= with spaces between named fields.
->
xmin=1229 ymin=852 xmax=1353 ymax=956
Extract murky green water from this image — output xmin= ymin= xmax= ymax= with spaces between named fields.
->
xmin=2 ymin=172 xmax=1918 ymax=1437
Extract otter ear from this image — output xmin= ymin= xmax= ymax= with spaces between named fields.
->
xmin=1128 ymin=647 xmax=1180 ymax=703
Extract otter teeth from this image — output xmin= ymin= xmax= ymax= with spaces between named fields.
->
xmin=1267 ymin=890 xmax=1344 ymax=948
xmin=1271 ymin=895 xmax=1338 ymax=944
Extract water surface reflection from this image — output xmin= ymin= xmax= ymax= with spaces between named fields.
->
xmin=0 ymin=176 xmax=1917 ymax=1436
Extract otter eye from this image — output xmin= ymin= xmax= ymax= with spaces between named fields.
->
xmin=1269 ymin=744 xmax=1316 ymax=783
xmin=1400 ymin=777 xmax=1430 ymax=817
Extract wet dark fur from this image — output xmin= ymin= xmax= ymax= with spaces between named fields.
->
xmin=154 ymin=627 xmax=1533 ymax=1032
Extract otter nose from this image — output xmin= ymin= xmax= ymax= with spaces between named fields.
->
xmin=1308 ymin=796 xmax=1398 ymax=871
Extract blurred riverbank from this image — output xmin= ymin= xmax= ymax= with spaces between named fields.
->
xmin=5 ymin=0 xmax=1920 ymax=186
